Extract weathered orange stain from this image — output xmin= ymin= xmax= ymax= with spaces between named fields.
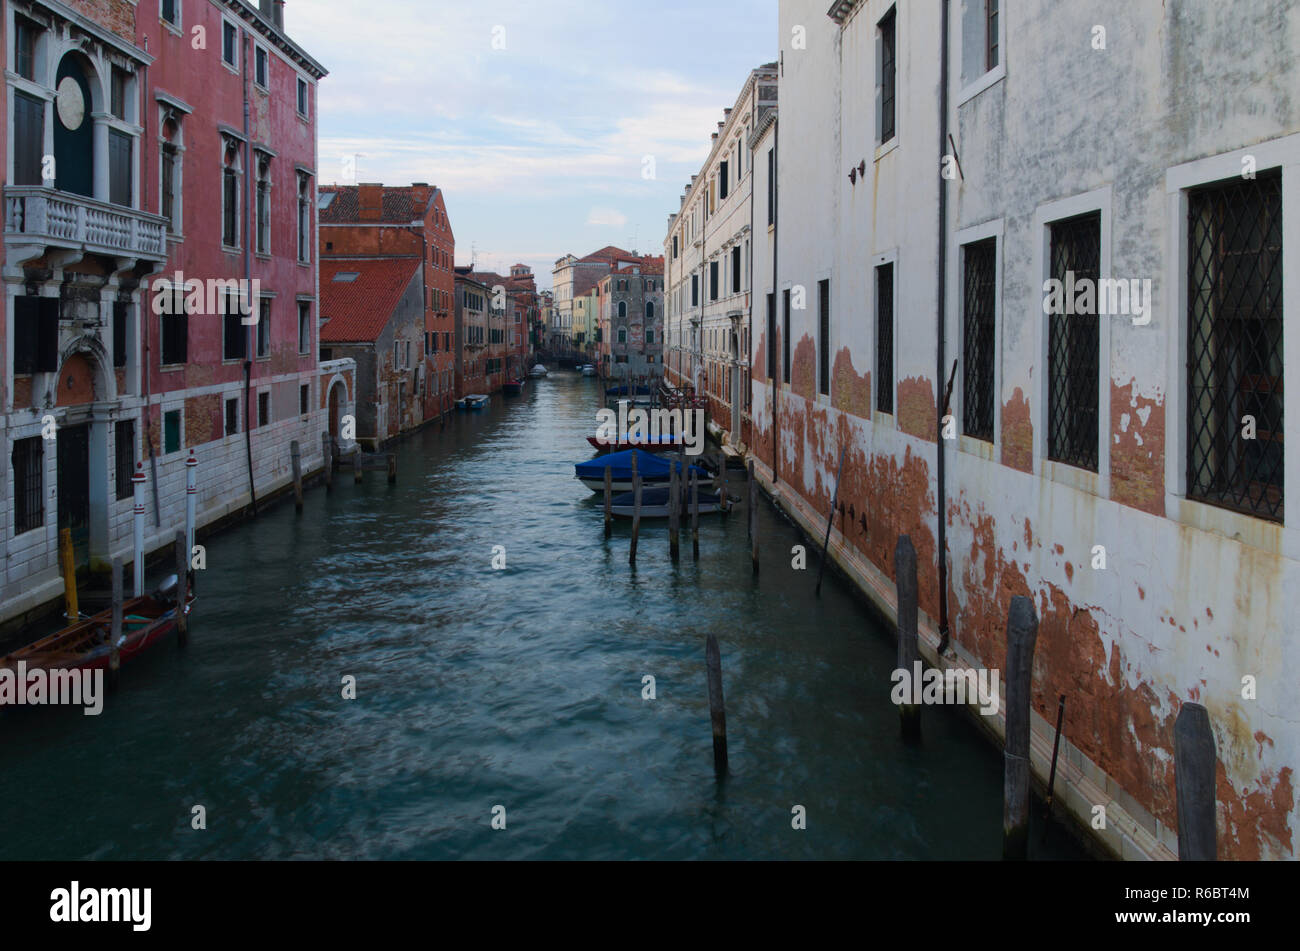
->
xmin=1001 ymin=387 xmax=1033 ymax=473
xmin=1110 ymin=380 xmax=1166 ymax=517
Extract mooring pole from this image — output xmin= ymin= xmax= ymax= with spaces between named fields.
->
xmin=705 ymin=633 xmax=728 ymax=776
xmin=629 ymin=453 xmax=641 ymax=565
xmin=815 ymin=445 xmax=848 ymax=596
xmin=604 ymin=465 xmax=613 ymax=538
xmin=1003 ymin=595 xmax=1039 ymax=860
xmin=690 ymin=470 xmax=700 ymax=561
xmin=321 ymin=432 xmax=333 ymax=492
xmin=895 ymin=535 xmax=921 ymax=741
xmin=1043 ymin=694 xmax=1066 ymax=841
xmin=747 ymin=458 xmax=759 ymax=575
xmin=291 ymin=440 xmax=304 ymax=512
xmin=109 ymin=557 xmax=123 ymax=688
xmin=132 ymin=462 xmax=147 ymax=598
xmin=174 ymin=529 xmax=189 ymax=646
xmin=669 ymin=455 xmax=680 ymax=558
xmin=184 ymin=451 xmax=198 ymax=593
xmin=1174 ymin=702 xmax=1218 ymax=860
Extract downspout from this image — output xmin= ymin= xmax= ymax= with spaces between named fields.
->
xmin=936 ymin=0 xmax=951 ymax=653
xmin=771 ymin=118 xmax=779 ymax=486
xmin=242 ymin=26 xmax=257 ymax=517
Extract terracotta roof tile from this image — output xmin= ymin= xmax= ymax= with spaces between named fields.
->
xmin=320 ymin=258 xmax=422 ymax=342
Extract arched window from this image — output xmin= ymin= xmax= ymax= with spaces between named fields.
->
xmin=618 ymin=301 xmax=626 ymax=319
xmin=645 ymin=301 xmax=654 ymax=320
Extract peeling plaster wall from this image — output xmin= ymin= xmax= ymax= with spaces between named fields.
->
xmin=770 ymin=0 xmax=1300 ymax=859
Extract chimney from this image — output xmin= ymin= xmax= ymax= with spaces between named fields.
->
xmin=358 ymin=183 xmax=383 ymax=221
xmin=411 ymin=182 xmax=431 ymax=209
xmin=259 ymin=0 xmax=284 ymax=30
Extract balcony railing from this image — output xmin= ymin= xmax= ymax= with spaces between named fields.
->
xmin=4 ymin=186 xmax=168 ymax=261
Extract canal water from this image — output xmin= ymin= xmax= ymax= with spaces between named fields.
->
xmin=0 ymin=372 xmax=1084 ymax=860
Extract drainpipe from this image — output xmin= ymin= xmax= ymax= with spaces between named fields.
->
xmin=771 ymin=119 xmax=779 ymax=486
xmin=936 ymin=0 xmax=952 ymax=653
xmin=242 ymin=27 xmax=258 ymax=517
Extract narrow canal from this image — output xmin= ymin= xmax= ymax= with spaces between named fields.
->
xmin=0 ymin=372 xmax=1085 ymax=860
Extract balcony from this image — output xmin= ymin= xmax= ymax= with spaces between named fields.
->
xmin=4 ymin=186 xmax=168 ymax=264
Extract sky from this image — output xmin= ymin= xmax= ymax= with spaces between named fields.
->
xmin=288 ymin=0 xmax=778 ymax=290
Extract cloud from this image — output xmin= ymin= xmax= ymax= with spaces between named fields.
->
xmin=586 ymin=207 xmax=629 ymax=228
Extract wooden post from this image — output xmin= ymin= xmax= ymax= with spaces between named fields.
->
xmin=1174 ymin=702 xmax=1218 ymax=860
xmin=174 ymin=530 xmax=189 ymax=646
xmin=387 ymin=453 xmax=397 ymax=484
xmin=690 ymin=470 xmax=700 ymax=561
xmin=321 ymin=432 xmax=333 ymax=492
xmin=291 ymin=440 xmax=304 ymax=512
xmin=1043 ymin=694 xmax=1067 ymax=841
xmin=816 ymin=445 xmax=848 ymax=596
xmin=629 ymin=453 xmax=641 ymax=565
xmin=1003 ymin=594 xmax=1039 ymax=861
xmin=705 ymin=633 xmax=728 ymax=776
xmin=109 ymin=558 xmax=123 ymax=688
xmin=59 ymin=527 xmax=78 ymax=620
xmin=603 ymin=465 xmax=613 ymax=538
xmin=895 ymin=535 xmax=920 ymax=741
xmin=748 ymin=459 xmax=759 ymax=575
xmin=353 ymin=450 xmax=363 ymax=484
xmin=668 ymin=455 xmax=680 ymax=559
xmin=718 ymin=454 xmax=730 ymax=514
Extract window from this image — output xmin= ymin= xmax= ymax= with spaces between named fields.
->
xmin=298 ymin=301 xmax=311 ymax=354
xmin=161 ymin=0 xmax=179 ymax=27
xmin=719 ymin=161 xmax=729 ymax=200
xmin=618 ymin=328 xmax=627 ymax=344
xmin=1046 ymin=211 xmax=1101 ymax=471
xmin=732 ymin=246 xmax=742 ymax=294
xmin=758 ymin=295 xmax=772 ymax=380
xmin=618 ymin=301 xmax=627 ymax=319
xmin=256 ymin=298 xmax=271 ymax=358
xmin=115 ymin=420 xmax=135 ymax=501
xmin=987 ymin=0 xmax=1000 ymax=70
xmin=161 ymin=287 xmax=187 ymax=365
xmin=876 ymin=264 xmax=894 ymax=413
xmin=161 ymin=141 xmax=180 ymax=233
xmin=646 ymin=329 xmax=655 ymax=344
xmin=300 ymin=384 xmax=310 ymax=416
xmin=223 ymin=292 xmax=247 ymax=361
xmin=691 ymin=274 xmax=699 ymax=307
xmin=113 ymin=302 xmax=129 ymax=369
xmin=13 ymin=437 xmax=43 ymax=535
xmin=255 ymin=46 xmax=268 ymax=89
xmin=1187 ymin=170 xmax=1283 ymax=521
xmin=782 ymin=288 xmax=791 ymax=384
xmin=110 ymin=68 xmax=128 ymax=120
xmin=222 ymin=140 xmax=241 ymax=248
xmin=256 ymin=154 xmax=271 ymax=254
xmin=646 ymin=300 xmax=655 ymax=320
xmin=13 ymin=92 xmax=44 ymax=185
xmin=710 ymin=261 xmax=719 ymax=301
xmin=108 ymin=131 xmax=132 ymax=207
xmin=962 ymin=238 xmax=997 ymax=441
xmin=767 ymin=148 xmax=776 ymax=226
xmin=877 ymin=7 xmax=897 ymax=145
xmin=14 ymin=296 xmax=58 ymax=374
xmin=818 ymin=279 xmax=831 ymax=396
xmin=222 ymin=20 xmax=237 ymax=69
xmin=672 ymin=236 xmax=678 ymax=259
xmin=258 ymin=391 xmax=270 ymax=428
xmin=297 ymin=173 xmax=312 ymax=263
xmin=225 ymin=397 xmax=239 ymax=437
xmin=15 ymin=17 xmax=38 ymax=80
xmin=163 ymin=409 xmax=181 ymax=455
xmin=297 ymin=78 xmax=309 ymax=117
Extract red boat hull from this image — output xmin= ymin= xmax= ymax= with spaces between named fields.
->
xmin=586 ymin=436 xmax=681 ymax=453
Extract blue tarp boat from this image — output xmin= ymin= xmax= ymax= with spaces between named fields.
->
xmin=575 ymin=449 xmax=711 ymax=493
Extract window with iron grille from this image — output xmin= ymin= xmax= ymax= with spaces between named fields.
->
xmin=818 ymin=279 xmax=830 ymax=396
xmin=962 ymin=238 xmax=997 ymax=441
xmin=1187 ymin=169 xmax=1283 ymax=521
xmin=878 ymin=8 xmax=897 ymax=145
xmin=13 ymin=436 xmax=43 ymax=535
xmin=1047 ymin=211 xmax=1101 ymax=471
xmin=987 ymin=0 xmax=1000 ymax=70
xmin=782 ymin=289 xmax=791 ymax=384
xmin=115 ymin=420 xmax=135 ymax=500
xmin=876 ymin=263 xmax=894 ymax=413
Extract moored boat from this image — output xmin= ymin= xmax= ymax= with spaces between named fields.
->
xmin=503 ymin=378 xmax=525 ymax=395
xmin=1 ymin=576 xmax=193 ymax=684
xmin=457 ymin=394 xmax=490 ymax=410
xmin=586 ymin=433 xmax=685 ymax=453
xmin=609 ymin=486 xmax=724 ymax=518
xmin=528 ymin=364 xmax=548 ymax=378
xmin=581 ymin=364 xmax=597 ymax=376
xmin=574 ymin=448 xmax=711 ymax=493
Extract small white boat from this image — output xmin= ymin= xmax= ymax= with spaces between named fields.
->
xmin=610 ymin=486 xmax=724 ymax=518
xmin=581 ymin=364 xmax=596 ymax=376
xmin=528 ymin=364 xmax=548 ymax=378
xmin=457 ymin=394 xmax=489 ymax=410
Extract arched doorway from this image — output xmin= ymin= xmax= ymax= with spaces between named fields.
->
xmin=327 ymin=379 xmax=345 ymax=442
xmin=54 ymin=53 xmax=96 ymax=197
